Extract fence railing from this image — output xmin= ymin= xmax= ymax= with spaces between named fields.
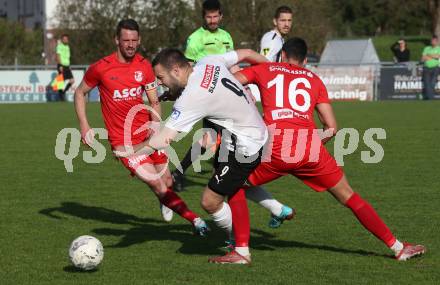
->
xmin=0 ymin=62 xmax=437 ymax=103
xmin=0 ymin=65 xmax=89 ymax=70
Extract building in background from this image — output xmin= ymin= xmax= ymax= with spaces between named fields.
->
xmin=0 ymin=0 xmax=59 ymax=64
xmin=1 ymin=0 xmax=43 ymax=29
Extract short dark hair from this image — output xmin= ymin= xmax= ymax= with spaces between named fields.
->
xmin=432 ymin=35 xmax=438 ymax=40
xmin=61 ymin=34 xmax=68 ymax=39
xmin=116 ymin=19 xmax=139 ymax=38
xmin=282 ymin=37 xmax=307 ymax=62
xmin=274 ymin=6 xmax=293 ymax=19
xmin=202 ymin=0 xmax=222 ymax=16
xmin=152 ymin=48 xmax=189 ymax=69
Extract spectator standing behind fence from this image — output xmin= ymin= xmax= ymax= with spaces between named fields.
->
xmin=259 ymin=6 xmax=293 ymax=62
xmin=421 ymin=35 xmax=440 ymax=100
xmin=55 ymin=34 xmax=75 ymax=101
xmin=390 ymin=39 xmax=410 ymax=63
xmin=50 ymin=66 xmax=65 ymax=101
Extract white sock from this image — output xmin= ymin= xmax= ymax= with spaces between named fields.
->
xmin=211 ymin=202 xmax=232 ymax=235
xmin=235 ymin=246 xmax=250 ymax=257
xmin=245 ymin=186 xmax=283 ymax=216
xmin=390 ymin=239 xmax=404 ymax=254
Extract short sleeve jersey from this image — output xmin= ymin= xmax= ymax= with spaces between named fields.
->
xmin=83 ymin=53 xmax=157 ymax=147
xmin=239 ymin=62 xmax=330 ymax=129
xmin=165 ymin=52 xmax=268 ymax=156
xmin=56 ymin=43 xmax=71 ymax=66
xmin=422 ymin=45 xmax=440 ymax=68
xmin=260 ymin=30 xmax=284 ymax=62
xmin=184 ymin=27 xmax=234 ymax=62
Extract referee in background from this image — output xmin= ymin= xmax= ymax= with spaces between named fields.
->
xmin=172 ymin=0 xmax=233 ymax=192
xmin=55 ymin=34 xmax=75 ymax=101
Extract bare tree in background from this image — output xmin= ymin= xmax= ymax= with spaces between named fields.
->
xmin=52 ymin=0 xmax=433 ymax=64
xmin=54 ymin=0 xmax=196 ymax=64
xmin=221 ymin=0 xmax=335 ymax=53
xmin=429 ymin=0 xmax=440 ymax=35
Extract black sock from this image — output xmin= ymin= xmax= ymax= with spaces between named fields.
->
xmin=178 ymin=143 xmax=206 ymax=174
xmin=58 ymin=90 xmax=65 ymax=101
xmin=64 ymin=83 xmax=72 ymax=93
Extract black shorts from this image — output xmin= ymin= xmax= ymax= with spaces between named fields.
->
xmin=208 ymin=133 xmax=262 ymax=197
xmin=202 ymin=119 xmax=223 ymax=135
xmin=202 ymin=119 xmax=223 ymax=169
xmin=57 ymin=64 xmax=74 ymax=80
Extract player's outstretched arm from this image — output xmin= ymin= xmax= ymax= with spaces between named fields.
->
xmin=235 ymin=49 xmax=269 ymax=65
xmin=232 ymin=71 xmax=258 ymax=103
xmin=233 ymin=71 xmax=250 ymax=86
xmin=226 ymin=50 xmax=267 ymax=73
xmin=74 ymin=80 xmax=94 ymax=145
xmin=114 ymin=126 xmax=178 ymax=158
xmin=315 ymin=103 xmax=338 ymax=144
xmin=145 ymin=88 xmax=161 ymax=122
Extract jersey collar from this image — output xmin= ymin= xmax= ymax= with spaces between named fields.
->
xmin=273 ymin=29 xmax=283 ymax=38
xmin=202 ymin=25 xmax=219 ymax=33
xmin=113 ymin=52 xmax=139 ymax=64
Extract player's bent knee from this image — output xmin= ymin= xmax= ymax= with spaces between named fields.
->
xmin=200 ymin=196 xmax=214 ymax=213
xmin=138 ymin=176 xmax=166 ymax=197
xmin=150 ymin=185 xmax=168 ymax=198
xmin=160 ymin=172 xmax=173 ymax=188
xmin=201 ymin=192 xmax=222 ymax=214
xmin=165 ymin=177 xmax=173 ymax=188
xmin=328 ymin=175 xmax=354 ymax=204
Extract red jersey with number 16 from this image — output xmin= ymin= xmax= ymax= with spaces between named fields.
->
xmin=240 ymin=62 xmax=329 ymax=129
xmin=240 ymin=62 xmax=343 ymax=192
xmin=83 ymin=53 xmax=157 ymax=147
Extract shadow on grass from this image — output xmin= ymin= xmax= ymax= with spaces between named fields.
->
xmin=40 ymin=201 xmax=161 ymax=225
xmin=180 ymin=177 xmax=207 ymax=188
xmin=173 ymin=171 xmax=212 ymax=189
xmin=63 ymin=265 xmax=99 ymax=273
xmin=280 ymin=241 xmax=390 ymax=258
xmin=40 ymin=202 xmax=390 ymax=259
xmin=39 ymin=202 xmax=226 ymax=256
xmin=250 ymin=228 xmax=389 ymax=258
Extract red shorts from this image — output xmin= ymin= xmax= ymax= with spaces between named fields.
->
xmin=119 ymin=150 xmax=168 ymax=175
xmin=248 ymin=146 xmax=343 ymax=192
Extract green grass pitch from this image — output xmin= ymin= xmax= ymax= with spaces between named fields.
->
xmin=1 ymin=101 xmax=439 ymax=284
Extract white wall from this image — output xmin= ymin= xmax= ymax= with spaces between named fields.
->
xmin=44 ymin=0 xmax=59 ymax=29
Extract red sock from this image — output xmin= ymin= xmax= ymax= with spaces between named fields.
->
xmin=159 ymin=189 xmax=198 ymax=223
xmin=345 ymin=192 xmax=396 ymax=247
xmin=228 ymin=188 xmax=250 ymax=247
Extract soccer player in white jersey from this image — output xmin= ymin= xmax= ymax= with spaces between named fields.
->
xmin=260 ymin=6 xmax=293 ymax=62
xmin=115 ymin=49 xmax=273 ymax=258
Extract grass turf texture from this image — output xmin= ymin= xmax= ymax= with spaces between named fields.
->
xmin=1 ymin=101 xmax=439 ymax=284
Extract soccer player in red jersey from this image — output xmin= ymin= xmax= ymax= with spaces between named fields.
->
xmin=209 ymin=37 xmax=426 ymax=264
xmin=74 ymin=19 xmax=208 ymax=236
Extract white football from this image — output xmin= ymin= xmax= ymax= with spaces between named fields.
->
xmin=69 ymin=235 xmax=104 ymax=270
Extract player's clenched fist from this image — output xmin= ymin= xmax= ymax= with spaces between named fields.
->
xmin=80 ymin=125 xmax=95 ymax=147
